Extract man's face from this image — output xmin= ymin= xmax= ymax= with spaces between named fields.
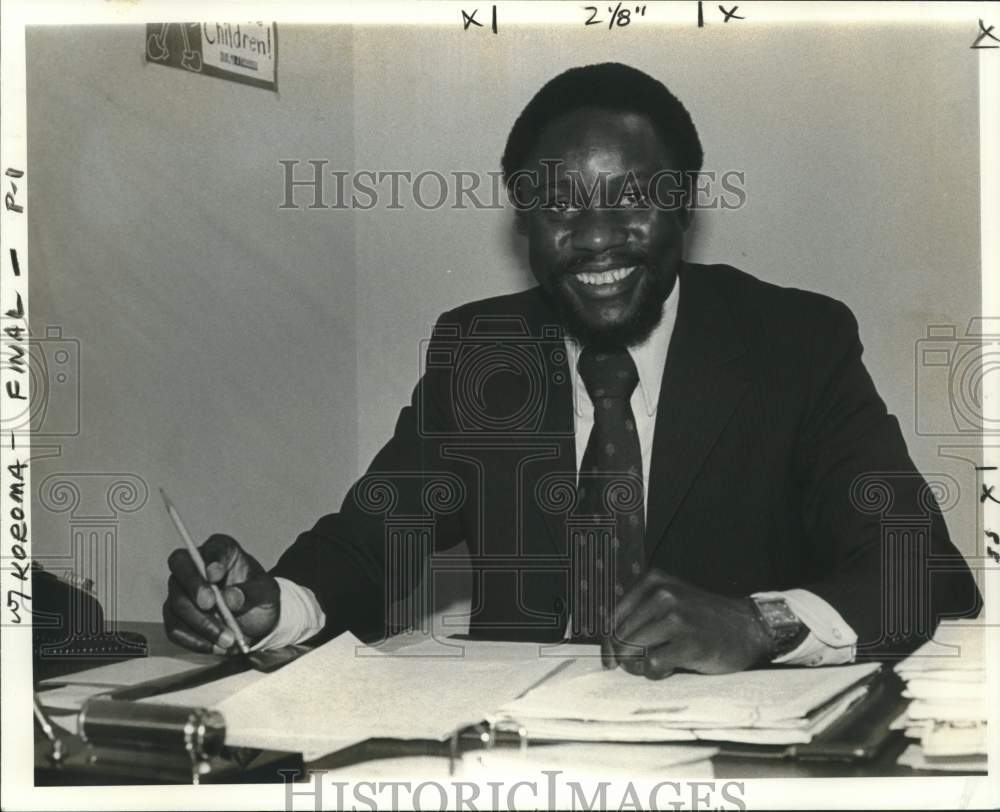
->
xmin=520 ymin=108 xmax=688 ymax=347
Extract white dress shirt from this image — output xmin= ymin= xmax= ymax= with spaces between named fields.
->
xmin=258 ymin=276 xmax=857 ymax=664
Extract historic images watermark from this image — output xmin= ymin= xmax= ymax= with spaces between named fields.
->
xmin=914 ymin=318 xmax=1000 ymax=438
xmin=282 ymin=771 xmax=747 ymax=811
xmin=0 ymin=325 xmax=80 ymax=440
xmin=277 ymin=160 xmax=747 ymax=213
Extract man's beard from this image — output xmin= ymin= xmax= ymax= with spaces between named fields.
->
xmin=541 ymin=266 xmax=674 ymax=349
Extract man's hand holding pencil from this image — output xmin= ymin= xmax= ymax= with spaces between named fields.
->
xmin=161 ymin=490 xmax=280 ymax=655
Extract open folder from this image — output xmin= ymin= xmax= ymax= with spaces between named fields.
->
xmin=146 ymin=633 xmax=585 ymax=757
xmin=129 ymin=631 xmax=879 ymax=756
xmin=492 ymin=660 xmax=880 ymax=745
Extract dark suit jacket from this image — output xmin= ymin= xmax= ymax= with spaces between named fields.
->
xmin=273 ymin=263 xmax=981 ymax=658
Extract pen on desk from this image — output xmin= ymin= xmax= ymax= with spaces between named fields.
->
xmin=159 ymin=487 xmax=251 ymax=655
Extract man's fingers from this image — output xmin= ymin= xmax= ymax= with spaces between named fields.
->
xmin=223 ymin=574 xmax=278 ymax=617
xmin=166 ymin=622 xmax=214 ymax=654
xmin=620 ymin=656 xmax=646 ymax=676
xmin=200 ymin=534 xmax=243 ymax=583
xmin=162 ymin=602 xmax=214 ymax=654
xmin=167 ymin=575 xmax=233 ymax=648
xmin=611 ymin=573 xmax=657 ymax=628
xmin=616 ymin=641 xmax=690 ymax=680
xmin=167 ymin=548 xmax=213 ymax=610
xmin=164 ymin=533 xmax=261 ymax=653
xmin=223 ymin=585 xmax=244 ymax=612
xmin=611 ymin=572 xmax=677 ymax=627
xmin=643 ymin=643 xmax=681 ymax=680
xmin=614 ymin=584 xmax=677 ymax=649
xmin=643 ymin=643 xmax=690 ymax=680
xmin=618 ymin=612 xmax=682 ymax=654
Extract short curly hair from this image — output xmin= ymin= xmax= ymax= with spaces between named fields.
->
xmin=501 ymin=62 xmax=703 ymax=197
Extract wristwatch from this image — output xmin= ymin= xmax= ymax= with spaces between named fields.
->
xmin=748 ymin=596 xmax=809 ymax=659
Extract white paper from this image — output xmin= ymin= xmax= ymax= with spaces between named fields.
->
xmin=920 ymin=721 xmax=988 ymax=757
xmin=691 ymin=684 xmax=869 ymax=745
xmin=506 ymin=682 xmax=871 ymax=746
xmin=906 ymin=698 xmax=987 ymax=723
xmin=36 ymin=683 xmax=115 ymax=712
xmin=139 ymin=669 xmax=269 ymax=709
xmin=896 ymin=743 xmax=987 ymax=773
xmin=894 ymin=619 xmax=984 ymax=674
xmin=214 ymin=632 xmax=569 ymax=753
xmin=903 ymin=678 xmax=986 ymax=701
xmin=499 ymin=662 xmax=879 ymax=727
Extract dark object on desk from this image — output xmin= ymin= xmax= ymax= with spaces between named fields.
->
xmin=248 ymin=643 xmax=313 ymax=672
xmin=792 ymin=668 xmax=907 ymax=761
xmin=35 ymin=698 xmax=302 ymax=785
xmin=715 ymin=668 xmax=908 ymax=765
xmin=103 ymin=643 xmax=312 ymax=706
xmin=32 ymin=562 xmax=148 ymax=681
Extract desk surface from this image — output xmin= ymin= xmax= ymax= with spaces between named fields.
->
xmin=58 ymin=621 xmax=961 ymax=780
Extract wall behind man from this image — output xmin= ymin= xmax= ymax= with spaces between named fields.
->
xmin=27 ymin=25 xmax=359 ymax=623
xmin=27 ymin=23 xmax=980 ymax=623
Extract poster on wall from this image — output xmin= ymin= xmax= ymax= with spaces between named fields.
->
xmin=145 ymin=22 xmax=277 ymax=91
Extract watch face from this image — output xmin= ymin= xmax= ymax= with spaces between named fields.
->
xmin=753 ymin=597 xmax=808 ymax=656
xmin=757 ymin=598 xmax=799 ymax=630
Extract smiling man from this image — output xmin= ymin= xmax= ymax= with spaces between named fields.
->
xmin=515 ymin=106 xmax=686 ymax=350
xmin=164 ymin=62 xmax=981 ymax=678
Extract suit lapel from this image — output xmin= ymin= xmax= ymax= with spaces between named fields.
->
xmin=496 ymin=291 xmax=576 ymax=557
xmin=645 ymin=264 xmax=752 ymax=559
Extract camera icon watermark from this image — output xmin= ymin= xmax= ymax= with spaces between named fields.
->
xmin=915 ymin=318 xmax=1000 ymax=436
xmin=0 ymin=325 xmax=80 ymax=437
xmin=419 ymin=315 xmax=570 ymax=437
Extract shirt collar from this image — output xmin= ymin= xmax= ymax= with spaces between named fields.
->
xmin=565 ymin=275 xmax=680 ymax=418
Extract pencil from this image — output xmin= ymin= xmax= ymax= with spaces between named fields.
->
xmin=159 ymin=487 xmax=251 ymax=655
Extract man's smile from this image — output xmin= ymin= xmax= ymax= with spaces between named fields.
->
xmin=563 ymin=263 xmax=644 ymax=300
xmin=520 ymin=107 xmax=688 ymax=347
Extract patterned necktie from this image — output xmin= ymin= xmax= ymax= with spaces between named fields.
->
xmin=572 ymin=345 xmax=646 ymax=640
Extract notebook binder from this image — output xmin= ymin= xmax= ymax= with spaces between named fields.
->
xmin=34 ymin=657 xmax=305 ymax=785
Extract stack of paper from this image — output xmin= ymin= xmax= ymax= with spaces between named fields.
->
xmin=492 ymin=661 xmax=880 ymax=745
xmin=894 ymin=618 xmax=987 ymax=773
xmin=203 ymin=633 xmax=582 ymax=758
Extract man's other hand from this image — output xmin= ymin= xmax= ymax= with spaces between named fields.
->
xmin=601 ymin=571 xmax=772 ymax=679
xmin=163 ymin=534 xmax=279 ymax=654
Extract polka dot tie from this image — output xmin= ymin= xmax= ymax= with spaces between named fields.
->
xmin=572 ymin=345 xmax=645 ymax=640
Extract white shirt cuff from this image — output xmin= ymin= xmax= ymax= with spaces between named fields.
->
xmin=751 ymin=588 xmax=857 ymax=666
xmin=250 ymin=577 xmax=327 ymax=651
